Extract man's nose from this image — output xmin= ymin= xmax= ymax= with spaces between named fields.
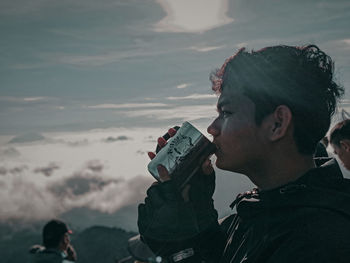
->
xmin=207 ymin=119 xmax=219 ymax=137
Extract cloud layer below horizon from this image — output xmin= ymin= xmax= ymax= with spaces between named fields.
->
xmin=0 ymin=127 xmax=163 ymax=222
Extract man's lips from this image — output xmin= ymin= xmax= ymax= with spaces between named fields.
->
xmin=212 ymin=141 xmax=220 ymax=153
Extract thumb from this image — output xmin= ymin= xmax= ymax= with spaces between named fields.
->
xmin=201 ymin=157 xmax=214 ymax=175
xmin=157 ymin=165 xmax=171 ymax=182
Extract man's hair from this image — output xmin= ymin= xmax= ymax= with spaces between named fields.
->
xmin=210 ymin=45 xmax=343 ymax=154
xmin=43 ymin=219 xmax=70 ymax=248
xmin=329 ymin=119 xmax=350 ymax=146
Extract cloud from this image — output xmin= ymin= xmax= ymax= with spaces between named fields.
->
xmin=65 ymin=139 xmax=89 ymax=147
xmin=0 ymin=159 xmax=153 ymax=222
xmin=136 ymin=150 xmax=145 ymax=155
xmin=176 ymin=83 xmax=190 ymax=89
xmin=0 ymin=96 xmax=50 ymax=103
xmin=53 ymin=137 xmax=90 ymax=147
xmin=0 ymin=96 xmax=69 ymax=115
xmin=124 ymin=104 xmax=217 ymax=121
xmin=50 ymin=174 xmax=115 ymax=198
xmin=9 ymin=165 xmax=28 ymax=174
xmin=103 ymin=136 xmax=130 ymax=143
xmin=33 ymin=163 xmax=60 ymax=177
xmin=1 ymin=147 xmax=21 ymax=158
xmin=23 ymin=97 xmax=46 ymax=102
xmin=236 ymin=42 xmax=248 ymax=49
xmin=11 ymin=63 xmax=52 ymax=70
xmin=0 ymin=175 xmax=61 ymax=222
xmin=189 ymin=45 xmax=226 ymax=52
xmin=0 ymin=0 xmax=131 ymax=16
xmin=166 ymin=93 xmax=217 ymax=100
xmin=324 ymin=38 xmax=350 ymax=51
xmin=9 ymin=133 xmax=45 ymax=144
xmin=340 ymin=99 xmax=350 ymax=106
xmin=0 ymin=167 xmax=7 ymax=176
xmin=60 ymin=175 xmax=153 ymax=213
xmin=86 ymin=160 xmax=104 ymax=173
xmin=52 ymin=48 xmax=179 ymax=67
xmin=48 ymin=159 xmax=107 ymax=197
xmin=144 ymin=135 xmax=156 ymax=143
xmin=343 ymin=39 xmax=350 ymax=45
xmin=0 ymin=165 xmax=28 ymax=176
xmin=154 ymin=0 xmax=233 ymax=33
xmin=87 ymin=103 xmax=168 ymax=109
xmin=48 ymin=160 xmax=154 ymax=214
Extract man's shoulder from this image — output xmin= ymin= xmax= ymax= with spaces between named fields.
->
xmin=29 ymin=248 xmax=64 ymax=263
xmin=269 ymin=209 xmax=350 ymax=261
xmin=257 ymin=207 xmax=350 ymax=262
xmin=294 ymin=206 xmax=350 ymax=236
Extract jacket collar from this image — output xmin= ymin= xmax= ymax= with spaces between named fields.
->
xmin=232 ymin=158 xmax=350 ymax=219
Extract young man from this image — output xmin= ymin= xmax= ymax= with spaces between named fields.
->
xmin=138 ymin=45 xmax=350 ymax=262
xmin=29 ymin=219 xmax=77 ymax=263
xmin=330 ymin=119 xmax=350 ymax=170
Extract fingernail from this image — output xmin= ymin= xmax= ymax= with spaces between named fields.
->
xmin=158 ymin=137 xmax=166 ymax=147
xmin=168 ymin=128 xmax=177 ymax=137
xmin=148 ymin=152 xmax=156 ymax=159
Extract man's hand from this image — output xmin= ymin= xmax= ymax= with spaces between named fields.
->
xmin=66 ymin=244 xmax=77 ymax=261
xmin=147 ymin=127 xmax=215 ymax=200
xmin=138 ymin=127 xmax=218 ymax=244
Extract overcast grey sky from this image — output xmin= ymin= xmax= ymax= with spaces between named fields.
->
xmin=1 ymin=0 xmax=350 ymax=228
xmin=0 ymin=0 xmax=349 ymax=134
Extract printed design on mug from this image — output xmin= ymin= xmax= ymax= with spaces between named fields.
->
xmin=166 ymin=133 xmax=194 ymax=169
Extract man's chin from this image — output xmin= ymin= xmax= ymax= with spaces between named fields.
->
xmin=214 ymin=159 xmax=225 ymax=170
xmin=215 ymin=159 xmax=245 ymax=174
xmin=215 ymin=159 xmax=232 ymax=171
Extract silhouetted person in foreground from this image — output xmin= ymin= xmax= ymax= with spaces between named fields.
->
xmin=29 ymin=219 xmax=77 ymax=263
xmin=330 ymin=119 xmax=350 ymax=170
xmin=138 ymin=45 xmax=350 ymax=262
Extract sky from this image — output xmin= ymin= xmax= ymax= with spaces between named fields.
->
xmin=0 ymin=0 xmax=350 ymax=230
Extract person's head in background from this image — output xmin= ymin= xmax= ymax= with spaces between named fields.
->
xmin=329 ymin=119 xmax=350 ymax=170
xmin=43 ymin=219 xmax=72 ymax=251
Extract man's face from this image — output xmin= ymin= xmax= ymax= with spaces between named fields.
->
xmin=207 ymin=86 xmax=266 ymax=174
xmin=331 ymin=141 xmax=350 ymax=170
xmin=60 ymin=232 xmax=70 ymax=251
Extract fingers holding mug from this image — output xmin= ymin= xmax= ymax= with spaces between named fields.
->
xmin=157 ymin=165 xmax=171 ymax=182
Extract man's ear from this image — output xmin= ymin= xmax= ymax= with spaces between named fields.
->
xmin=266 ymin=105 xmax=292 ymax=142
xmin=340 ymin=139 xmax=350 ymax=152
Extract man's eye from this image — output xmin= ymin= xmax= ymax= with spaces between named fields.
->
xmin=222 ymin=111 xmax=231 ymax=117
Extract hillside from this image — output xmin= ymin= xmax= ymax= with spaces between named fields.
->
xmin=73 ymin=226 xmax=135 ymax=263
xmin=0 ymin=223 xmax=136 ymax=263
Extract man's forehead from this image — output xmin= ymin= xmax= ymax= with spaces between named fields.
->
xmin=217 ymin=95 xmax=229 ymax=107
xmin=217 ymin=88 xmax=246 ymax=107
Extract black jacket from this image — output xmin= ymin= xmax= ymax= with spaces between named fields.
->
xmin=28 ymin=247 xmax=69 ymax=263
xmin=218 ymin=159 xmax=350 ymax=263
xmin=139 ymin=159 xmax=350 ymax=263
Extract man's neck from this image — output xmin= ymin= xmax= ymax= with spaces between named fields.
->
xmin=247 ymin=153 xmax=315 ymax=191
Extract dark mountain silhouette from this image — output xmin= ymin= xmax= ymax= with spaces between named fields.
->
xmin=0 ymin=223 xmax=136 ymax=263
xmin=60 ymin=205 xmax=139 ymax=232
xmin=72 ymin=226 xmax=135 ymax=263
xmin=0 ymin=223 xmax=41 ymax=263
